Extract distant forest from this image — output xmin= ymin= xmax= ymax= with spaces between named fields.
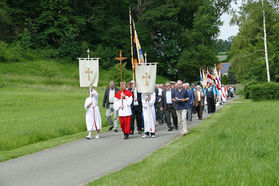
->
xmin=0 ymin=0 xmax=232 ymax=81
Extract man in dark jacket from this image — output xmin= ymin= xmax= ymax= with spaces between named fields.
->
xmin=129 ymin=81 xmax=143 ymax=134
xmin=102 ymin=81 xmax=119 ymax=132
xmin=160 ymin=82 xmax=178 ymax=131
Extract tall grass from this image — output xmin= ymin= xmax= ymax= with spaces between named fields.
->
xmin=0 ymin=86 xmax=107 ymax=151
xmin=89 ymin=100 xmax=279 ymax=185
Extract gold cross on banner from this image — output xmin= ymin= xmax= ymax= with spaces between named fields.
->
xmin=85 ymin=67 xmax=93 ymax=81
xmin=115 ymin=50 xmax=127 ymax=83
xmin=142 ymin=72 xmax=151 ymax=86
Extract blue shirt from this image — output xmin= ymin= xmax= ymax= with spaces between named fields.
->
xmin=186 ymin=89 xmax=194 ymax=108
xmin=172 ymin=88 xmax=189 ymax=110
xmin=204 ymin=87 xmax=217 ymax=96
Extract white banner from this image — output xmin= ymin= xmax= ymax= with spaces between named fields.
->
xmin=79 ymin=58 xmax=99 ymax=87
xmin=136 ymin=63 xmax=157 ymax=93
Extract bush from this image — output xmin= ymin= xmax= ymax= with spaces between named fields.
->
xmin=108 ymin=63 xmax=133 ymax=86
xmin=40 ymin=61 xmax=58 ymax=82
xmin=250 ymin=82 xmax=279 ymax=101
xmin=243 ymin=80 xmax=259 ymax=99
xmin=0 ymin=41 xmax=23 ymax=62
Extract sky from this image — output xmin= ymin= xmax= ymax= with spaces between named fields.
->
xmin=218 ymin=0 xmax=242 ymax=40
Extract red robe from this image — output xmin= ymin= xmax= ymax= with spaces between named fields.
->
xmin=114 ymin=90 xmax=133 ymax=134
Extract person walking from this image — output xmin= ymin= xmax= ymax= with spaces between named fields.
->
xmin=184 ymin=83 xmax=194 ymax=123
xmin=194 ymin=85 xmax=205 ymax=120
xmin=161 ymin=82 xmax=178 ymax=131
xmin=129 ymin=81 xmax=143 ymax=135
xmin=172 ymin=80 xmax=189 ymax=135
xmin=102 ymin=81 xmax=119 ymax=132
xmin=114 ymin=82 xmax=133 ymax=140
xmin=84 ymin=88 xmax=102 ymax=139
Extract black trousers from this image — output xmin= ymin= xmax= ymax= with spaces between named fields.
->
xmin=207 ymin=98 xmax=215 ymax=114
xmin=130 ymin=105 xmax=143 ymax=131
xmin=165 ymin=105 xmax=178 ymax=128
xmin=195 ymin=101 xmax=203 ymax=119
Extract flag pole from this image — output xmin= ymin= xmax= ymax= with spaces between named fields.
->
xmin=129 ymin=7 xmax=135 ymax=83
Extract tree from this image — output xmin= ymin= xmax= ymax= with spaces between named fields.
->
xmin=229 ymin=0 xmax=279 ymax=82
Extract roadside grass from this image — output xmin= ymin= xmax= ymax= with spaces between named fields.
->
xmin=89 ymin=100 xmax=279 ymax=186
xmin=0 ymin=86 xmax=108 ymax=151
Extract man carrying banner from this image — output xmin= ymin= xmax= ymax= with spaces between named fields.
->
xmin=84 ymin=88 xmax=102 ymax=139
xmin=129 ymin=80 xmax=143 ymax=135
xmin=141 ymin=92 xmax=156 ymax=138
xmin=114 ymin=82 xmax=133 ymax=140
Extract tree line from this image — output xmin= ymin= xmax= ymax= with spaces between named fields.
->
xmin=0 ymin=0 xmax=232 ymax=82
xmin=229 ymin=0 xmax=279 ymax=83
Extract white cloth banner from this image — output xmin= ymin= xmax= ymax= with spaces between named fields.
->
xmin=136 ymin=63 xmax=157 ymax=93
xmin=79 ymin=58 xmax=99 ymax=87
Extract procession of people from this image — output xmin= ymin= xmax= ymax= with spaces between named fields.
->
xmin=84 ymin=79 xmax=234 ymax=140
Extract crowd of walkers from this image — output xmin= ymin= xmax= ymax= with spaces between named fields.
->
xmin=84 ymin=80 xmax=236 ymax=140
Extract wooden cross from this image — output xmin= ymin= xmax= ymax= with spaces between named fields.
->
xmin=85 ymin=67 xmax=93 ymax=81
xmin=115 ymin=50 xmax=127 ymax=83
xmin=142 ymin=72 xmax=151 ymax=86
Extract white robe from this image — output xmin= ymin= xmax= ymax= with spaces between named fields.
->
xmin=142 ymin=93 xmax=156 ymax=133
xmin=84 ymin=91 xmax=102 ymax=131
xmin=113 ymin=93 xmax=133 ymax=117
xmin=221 ymin=87 xmax=227 ymax=102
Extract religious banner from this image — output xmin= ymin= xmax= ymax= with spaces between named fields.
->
xmin=136 ymin=63 xmax=157 ymax=93
xmin=79 ymin=58 xmax=99 ymax=87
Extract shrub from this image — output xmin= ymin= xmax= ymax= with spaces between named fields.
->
xmin=0 ymin=41 xmax=23 ymax=62
xmin=40 ymin=61 xmax=58 ymax=82
xmin=108 ymin=63 xmax=133 ymax=86
xmin=250 ymin=82 xmax=279 ymax=101
xmin=243 ymin=80 xmax=259 ymax=99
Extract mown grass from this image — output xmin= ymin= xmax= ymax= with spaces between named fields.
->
xmin=89 ymin=99 xmax=279 ymax=185
xmin=0 ymin=59 xmax=168 ymax=161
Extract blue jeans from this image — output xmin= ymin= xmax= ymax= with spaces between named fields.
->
xmin=186 ymin=107 xmax=192 ymax=121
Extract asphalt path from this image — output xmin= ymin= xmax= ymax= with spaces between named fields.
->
xmin=0 ymin=97 xmax=236 ymax=186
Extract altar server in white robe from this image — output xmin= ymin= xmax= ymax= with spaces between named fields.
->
xmin=84 ymin=89 xmax=102 ymax=139
xmin=142 ymin=92 xmax=156 ymax=138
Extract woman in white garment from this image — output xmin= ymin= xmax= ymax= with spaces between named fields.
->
xmin=141 ymin=92 xmax=156 ymax=138
xmin=84 ymin=89 xmax=102 ymax=139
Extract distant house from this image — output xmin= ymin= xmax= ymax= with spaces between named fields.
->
xmin=219 ymin=63 xmax=231 ymax=76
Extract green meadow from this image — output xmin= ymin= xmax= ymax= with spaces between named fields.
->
xmin=89 ymin=99 xmax=279 ymax=185
xmin=0 ymin=60 xmax=168 ymax=161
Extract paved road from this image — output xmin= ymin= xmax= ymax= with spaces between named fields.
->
xmin=0 ymin=97 xmax=236 ymax=186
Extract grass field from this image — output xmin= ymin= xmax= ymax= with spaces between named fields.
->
xmin=89 ymin=99 xmax=279 ymax=185
xmin=0 ymin=59 xmax=168 ymax=161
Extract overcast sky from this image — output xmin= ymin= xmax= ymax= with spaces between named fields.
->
xmin=218 ymin=1 xmax=242 ymax=40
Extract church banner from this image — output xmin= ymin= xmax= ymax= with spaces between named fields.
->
xmin=136 ymin=63 xmax=157 ymax=93
xmin=79 ymin=58 xmax=99 ymax=87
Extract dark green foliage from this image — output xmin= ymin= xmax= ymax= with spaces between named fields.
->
xmin=227 ymin=66 xmax=237 ymax=84
xmin=108 ymin=63 xmax=133 ymax=86
xmin=229 ymin=1 xmax=279 ymax=83
xmin=1 ymin=0 xmax=231 ymax=81
xmin=0 ymin=41 xmax=24 ymax=62
xmin=250 ymin=82 xmax=279 ymax=101
xmin=216 ymin=39 xmax=231 ymax=53
xmin=243 ymin=80 xmax=260 ymax=99
xmin=221 ymin=74 xmax=228 ymax=84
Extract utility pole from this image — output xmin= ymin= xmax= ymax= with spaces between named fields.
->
xmin=262 ymin=0 xmax=270 ymax=82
